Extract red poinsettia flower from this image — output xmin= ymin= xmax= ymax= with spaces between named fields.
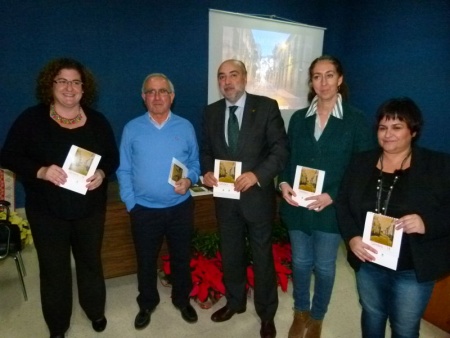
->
xmin=163 ymin=241 xmax=292 ymax=305
xmin=189 ymin=253 xmax=225 ymax=302
xmin=246 ymin=265 xmax=255 ymax=289
xmin=272 ymin=243 xmax=292 ymax=292
xmin=161 ymin=254 xmax=171 ymax=275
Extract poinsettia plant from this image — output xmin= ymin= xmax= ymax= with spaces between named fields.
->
xmin=246 ymin=242 xmax=292 ymax=292
xmin=159 ymin=222 xmax=292 ymax=307
xmin=189 ymin=252 xmax=225 ymax=302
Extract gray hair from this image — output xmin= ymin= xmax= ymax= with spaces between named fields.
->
xmin=141 ymin=73 xmax=175 ymax=93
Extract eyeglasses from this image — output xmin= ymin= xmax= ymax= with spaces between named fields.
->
xmin=54 ymin=79 xmax=83 ymax=87
xmin=144 ymin=88 xmax=172 ymax=97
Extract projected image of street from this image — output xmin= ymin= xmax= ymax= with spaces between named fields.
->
xmin=222 ymin=27 xmax=311 ymax=110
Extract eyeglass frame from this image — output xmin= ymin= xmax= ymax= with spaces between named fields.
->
xmin=53 ymin=79 xmax=83 ymax=87
xmin=144 ymin=88 xmax=172 ymax=97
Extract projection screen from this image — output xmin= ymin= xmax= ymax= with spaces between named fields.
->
xmin=208 ymin=9 xmax=326 ymax=128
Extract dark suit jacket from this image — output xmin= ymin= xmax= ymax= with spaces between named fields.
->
xmin=336 ymin=147 xmax=450 ymax=282
xmin=201 ymin=93 xmax=289 ymax=222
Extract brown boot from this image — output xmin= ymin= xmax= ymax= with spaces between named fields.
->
xmin=288 ymin=310 xmax=311 ymax=338
xmin=304 ymin=319 xmax=323 ymax=338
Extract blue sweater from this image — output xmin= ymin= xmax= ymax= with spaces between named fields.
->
xmin=117 ymin=112 xmax=200 ymax=211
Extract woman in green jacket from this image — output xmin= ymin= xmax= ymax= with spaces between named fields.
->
xmin=279 ymin=55 xmax=374 ymax=338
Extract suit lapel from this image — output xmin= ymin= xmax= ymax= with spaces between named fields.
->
xmin=214 ymin=100 xmax=229 ymax=152
xmin=235 ymin=94 xmax=256 ymax=156
xmin=316 ymin=116 xmax=341 ymax=145
xmin=303 ymin=114 xmax=342 ymax=145
xmin=352 ymin=152 xmax=379 ymax=214
xmin=404 ymin=148 xmax=424 ymax=210
xmin=305 ymin=115 xmax=317 ymax=143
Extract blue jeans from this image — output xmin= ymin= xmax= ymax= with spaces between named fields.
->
xmin=289 ymin=229 xmax=341 ymax=320
xmin=356 ymin=263 xmax=435 ymax=338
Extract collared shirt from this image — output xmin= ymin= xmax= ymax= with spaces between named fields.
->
xmin=224 ymin=92 xmax=246 ymax=145
xmin=305 ymin=94 xmax=343 ymax=140
xmin=148 ymin=111 xmax=171 ymax=129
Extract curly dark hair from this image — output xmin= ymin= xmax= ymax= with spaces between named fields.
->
xmin=35 ymin=58 xmax=97 ymax=106
xmin=307 ymin=55 xmax=349 ymax=102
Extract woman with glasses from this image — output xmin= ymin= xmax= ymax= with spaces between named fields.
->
xmin=1 ymin=58 xmax=119 ymax=338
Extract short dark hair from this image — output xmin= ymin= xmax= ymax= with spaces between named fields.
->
xmin=376 ymin=97 xmax=424 ymax=141
xmin=307 ymin=55 xmax=349 ymax=102
xmin=35 ymin=58 xmax=97 ymax=106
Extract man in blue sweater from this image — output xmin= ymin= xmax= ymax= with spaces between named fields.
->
xmin=117 ymin=73 xmax=200 ymax=330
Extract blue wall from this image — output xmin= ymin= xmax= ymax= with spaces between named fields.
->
xmin=0 ymin=0 xmax=321 ymax=144
xmin=1 ymin=0 xmax=449 ymax=207
xmin=338 ymin=1 xmax=450 ymax=152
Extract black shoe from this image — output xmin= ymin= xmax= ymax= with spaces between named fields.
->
xmin=92 ymin=316 xmax=107 ymax=332
xmin=134 ymin=309 xmax=152 ymax=330
xmin=260 ymin=319 xmax=276 ymax=338
xmin=176 ymin=303 xmax=198 ymax=323
xmin=50 ymin=335 xmax=65 ymax=338
xmin=211 ymin=305 xmax=246 ymax=322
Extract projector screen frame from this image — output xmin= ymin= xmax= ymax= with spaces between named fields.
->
xmin=208 ymin=9 xmax=326 ymax=128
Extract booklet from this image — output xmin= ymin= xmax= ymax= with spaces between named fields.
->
xmin=213 ymin=159 xmax=242 ymax=199
xmin=189 ymin=176 xmax=213 ymax=196
xmin=189 ymin=185 xmax=213 ymax=197
xmin=60 ymin=145 xmax=102 ymax=195
xmin=362 ymin=212 xmax=403 ymax=270
xmin=292 ymin=165 xmax=325 ymax=208
xmin=168 ymin=157 xmax=188 ymax=187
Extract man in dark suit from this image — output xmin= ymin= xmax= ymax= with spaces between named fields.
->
xmin=201 ymin=59 xmax=289 ymax=338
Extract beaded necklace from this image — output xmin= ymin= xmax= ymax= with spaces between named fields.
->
xmin=375 ymin=150 xmax=411 ymax=215
xmin=50 ymin=104 xmax=82 ymax=124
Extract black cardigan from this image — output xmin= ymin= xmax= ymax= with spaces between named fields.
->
xmin=336 ymin=146 xmax=450 ymax=282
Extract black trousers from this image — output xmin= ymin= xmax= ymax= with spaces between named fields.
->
xmin=129 ymin=197 xmax=194 ymax=310
xmin=26 ymin=206 xmax=106 ymax=335
xmin=217 ymin=200 xmax=278 ymax=321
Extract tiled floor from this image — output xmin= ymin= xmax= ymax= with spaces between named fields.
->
xmin=1 ymin=244 xmax=449 ymax=338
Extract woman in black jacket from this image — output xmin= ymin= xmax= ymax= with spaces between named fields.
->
xmin=336 ymin=97 xmax=450 ymax=338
